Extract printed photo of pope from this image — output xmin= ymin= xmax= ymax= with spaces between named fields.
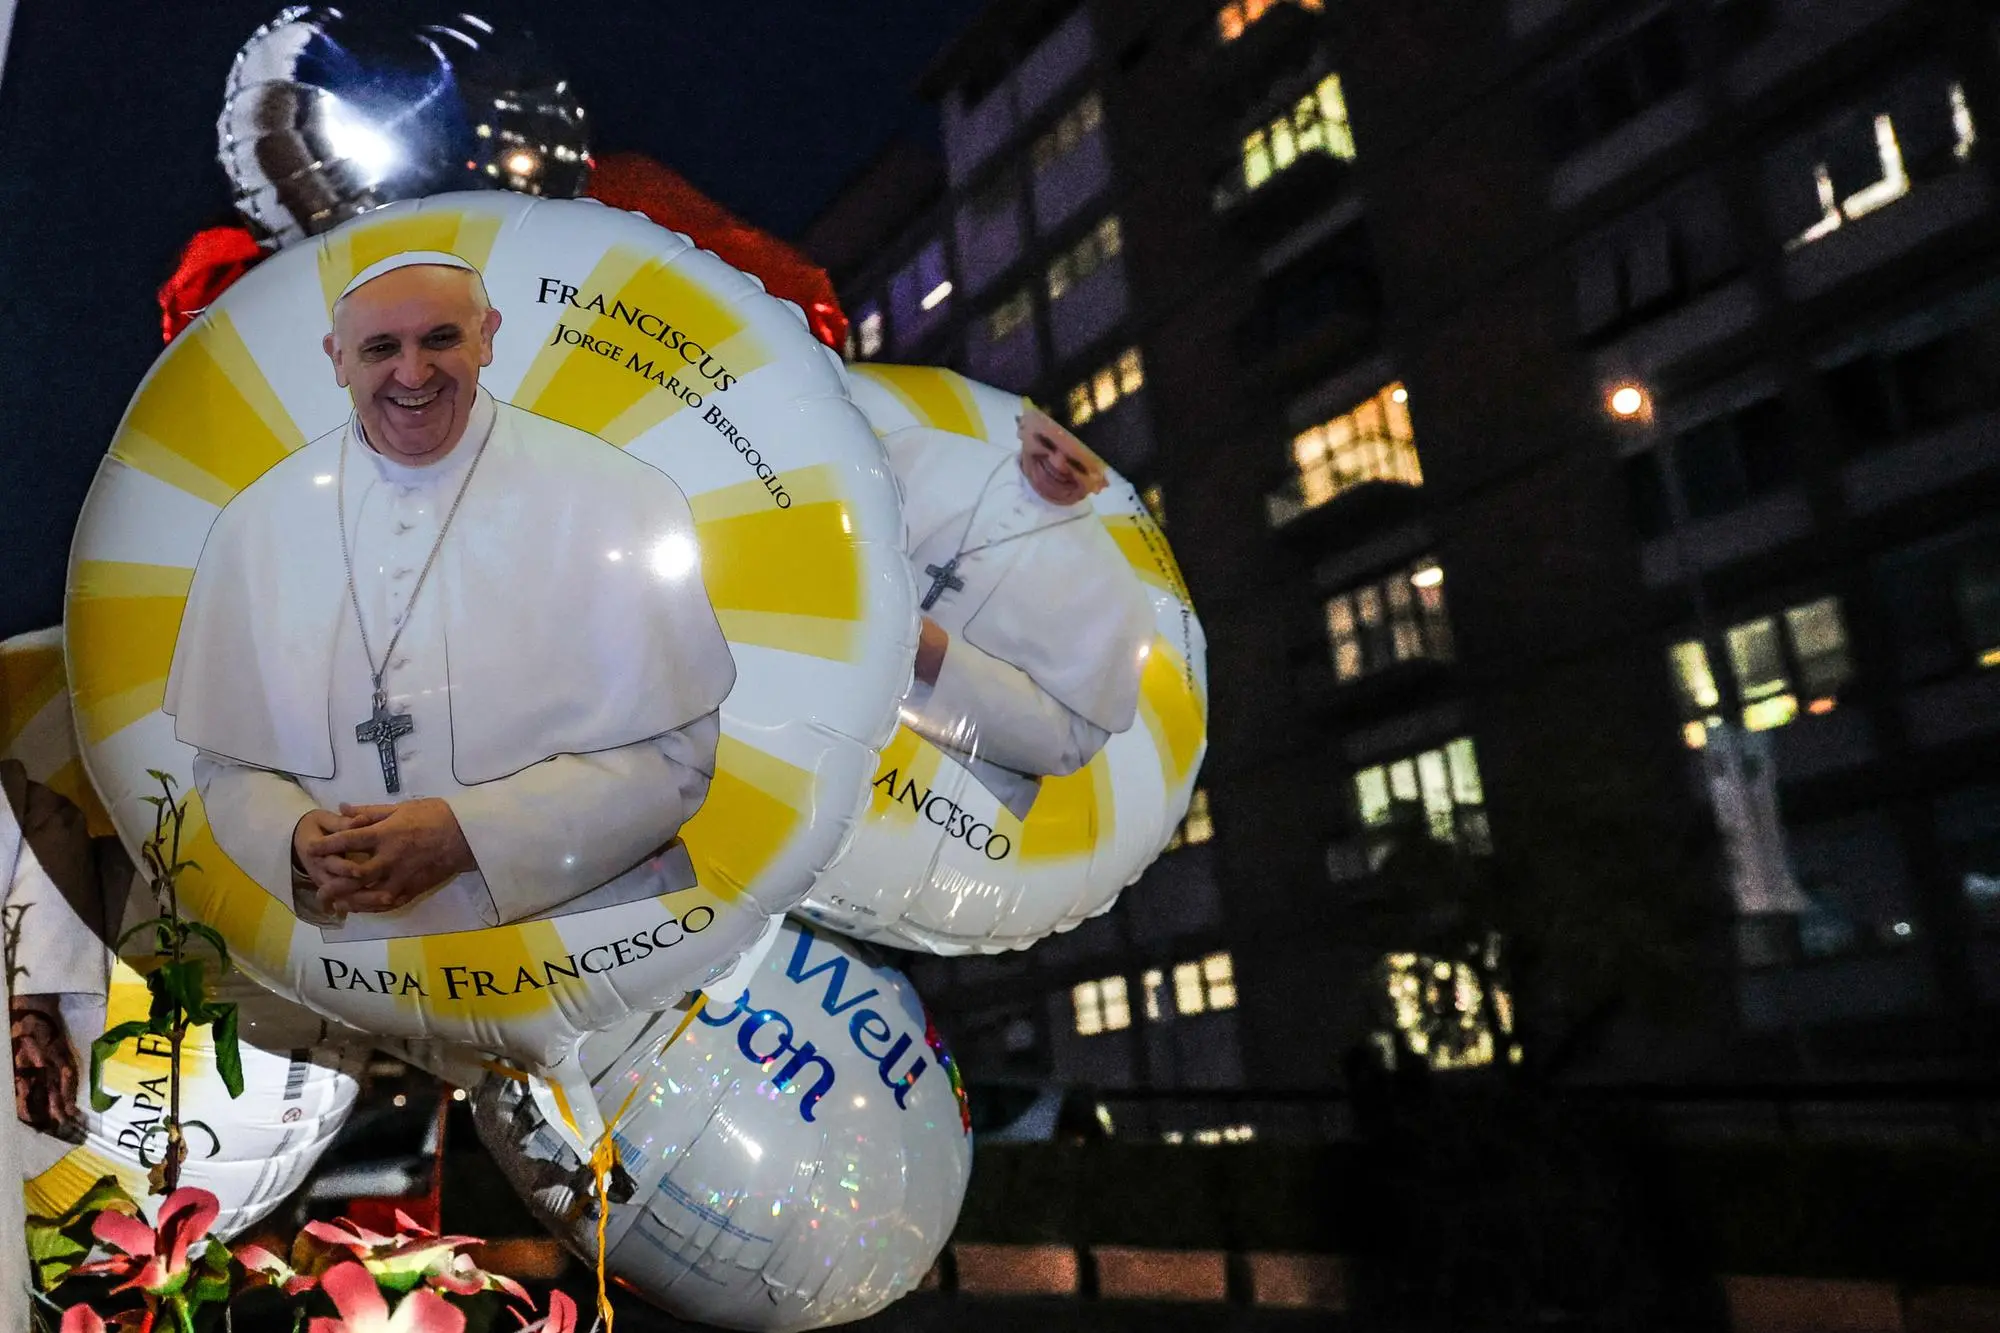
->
xmin=891 ymin=406 xmax=1154 ymax=820
xmin=163 ymin=251 xmax=737 ymax=943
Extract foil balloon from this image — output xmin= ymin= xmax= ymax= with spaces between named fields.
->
xmin=3 ymin=628 xmax=365 ymax=1241
xmin=66 ymin=192 xmax=913 ymax=1145
xmin=472 ymin=919 xmax=971 ymax=1331
xmin=800 ymin=365 xmax=1209 ymax=953
xmin=219 ymin=6 xmax=590 ymax=247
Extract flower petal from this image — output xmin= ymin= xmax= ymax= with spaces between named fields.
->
xmin=157 ymin=1189 xmax=221 ymax=1275
xmin=386 ymin=1286 xmax=467 ymax=1333
xmin=321 ymin=1261 xmax=392 ymax=1324
xmin=59 ymin=1306 xmax=107 ymax=1333
xmin=90 ymin=1210 xmax=158 ymax=1258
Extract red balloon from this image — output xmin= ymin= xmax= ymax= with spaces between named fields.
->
xmin=584 ymin=153 xmax=849 ymax=354
xmin=157 ymin=225 xmax=265 ymax=343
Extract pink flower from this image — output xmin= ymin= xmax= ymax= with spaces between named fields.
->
xmin=307 ymin=1262 xmax=465 ymax=1333
xmin=299 ymin=1210 xmax=524 ymax=1300
xmin=236 ymin=1240 xmax=321 ymax=1296
xmin=510 ymin=1290 xmax=579 ymax=1333
xmin=73 ymin=1187 xmax=220 ymax=1297
xmin=57 ymin=1306 xmax=145 ymax=1333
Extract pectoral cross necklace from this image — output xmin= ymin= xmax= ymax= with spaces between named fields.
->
xmin=920 ymin=458 xmax=1091 ymax=612
xmin=337 ymin=427 xmax=492 ymax=793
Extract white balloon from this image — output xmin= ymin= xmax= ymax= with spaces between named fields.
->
xmin=23 ymin=973 xmax=365 ymax=1241
xmin=472 ymin=919 xmax=972 ymax=1331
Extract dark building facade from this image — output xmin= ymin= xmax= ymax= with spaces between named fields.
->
xmin=801 ymin=0 xmax=2000 ymax=1134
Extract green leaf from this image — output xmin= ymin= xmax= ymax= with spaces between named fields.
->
xmin=181 ymin=922 xmax=230 ymax=970
xmin=89 ymin=1020 xmax=154 ymax=1111
xmin=151 ymin=959 xmax=211 ymax=1022
xmin=209 ymin=1002 xmax=245 ymax=1100
xmin=25 ymin=1224 xmax=88 ymax=1289
xmin=114 ymin=917 xmax=172 ymax=954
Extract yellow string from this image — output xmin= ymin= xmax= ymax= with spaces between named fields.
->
xmin=588 ymin=990 xmax=707 ymax=1333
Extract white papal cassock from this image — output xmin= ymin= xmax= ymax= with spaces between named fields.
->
xmin=889 ymin=426 xmax=1154 ymax=820
xmin=164 ymin=391 xmax=736 ymax=942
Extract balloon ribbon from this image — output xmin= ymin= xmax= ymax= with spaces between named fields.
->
xmin=589 ymin=989 xmax=707 ymax=1332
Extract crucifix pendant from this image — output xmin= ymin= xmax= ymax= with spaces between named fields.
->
xmin=920 ymin=557 xmax=965 ymax=612
xmin=354 ymin=687 xmax=414 ymax=794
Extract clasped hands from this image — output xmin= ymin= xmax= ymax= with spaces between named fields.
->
xmin=915 ymin=615 xmax=950 ymax=686
xmin=292 ymin=797 xmax=476 ymax=916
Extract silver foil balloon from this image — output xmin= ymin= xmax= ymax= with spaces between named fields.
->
xmin=218 ymin=6 xmax=590 ymax=247
xmin=473 ymin=919 xmax=974 ymax=1331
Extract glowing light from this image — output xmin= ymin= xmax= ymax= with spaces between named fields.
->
xmin=1980 ymin=646 xmax=2000 ymax=668
xmin=1391 ymin=386 xmax=1408 ymax=403
xmin=314 ymin=474 xmax=334 ymax=486
xmin=324 ymin=103 xmax=400 ymax=184
xmin=606 ymin=549 xmax=622 ymax=562
xmin=451 ymin=1088 xmax=466 ymax=1102
xmin=1807 ymin=696 xmax=1837 ymax=715
xmin=650 ymin=533 xmax=698 ymax=580
xmin=1893 ymin=921 xmax=1913 ymax=937
xmin=1608 ymin=384 xmax=1648 ymax=418
xmin=1682 ymin=720 xmax=1709 ymax=750
xmin=392 ymin=1094 xmax=407 ymax=1108
xmin=920 ymin=279 xmax=954 ymax=311
xmin=475 ymin=123 xmax=492 ymax=138
xmin=1410 ymin=564 xmax=1444 ymax=589
xmin=505 ymin=150 xmax=538 ymax=175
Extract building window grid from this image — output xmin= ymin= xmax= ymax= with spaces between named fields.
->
xmin=1671 ymin=596 xmax=1855 ymax=745
xmin=1072 ymin=975 xmax=1131 ymax=1036
xmin=1380 ymin=948 xmax=1518 ymax=1072
xmin=1789 ymin=82 xmax=1978 ymax=250
xmin=1142 ymin=951 xmax=1236 ymax=1019
xmin=1218 ymin=0 xmax=1322 ymax=43
xmin=986 ymin=289 xmax=1034 ymax=343
xmin=1355 ymin=736 xmax=1488 ymax=853
xmin=1031 ymin=92 xmax=1104 ymax=175
xmin=1047 ymin=215 xmax=1123 ymax=302
xmin=1271 ymin=382 xmax=1420 ymax=525
xmin=1241 ymin=72 xmax=1355 ymax=195
xmin=1327 ymin=560 xmax=1453 ymax=683
xmin=1166 ymin=786 xmax=1213 ymax=853
xmin=1068 ymin=346 xmax=1144 ymax=425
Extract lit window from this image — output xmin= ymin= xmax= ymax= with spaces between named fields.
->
xmin=1326 ymin=558 xmax=1453 ymax=682
xmin=1354 ymin=737 xmax=1488 ymax=852
xmin=1237 ymin=72 xmax=1355 ymax=198
xmin=1218 ymin=0 xmax=1321 ymax=43
xmin=1377 ymin=947 xmax=1516 ymax=1072
xmin=1201 ymin=952 xmax=1237 ymax=1010
xmin=986 ymin=289 xmax=1033 ymax=342
xmin=1066 ymin=345 xmax=1144 ymax=425
xmin=855 ymin=305 xmax=884 ymax=359
xmin=1272 ymin=383 xmax=1421 ymax=525
xmin=1169 ymin=951 xmax=1236 ymax=1015
xmin=1167 ymin=787 xmax=1213 ymax=851
xmin=1046 ymin=216 xmax=1123 ymax=302
xmin=1031 ymin=92 xmax=1105 ymax=174
xmin=1789 ymin=82 xmax=1977 ymax=249
xmin=1141 ymin=968 xmax=1165 ymax=1021
xmin=1960 ymin=547 xmax=2000 ymax=668
xmin=1071 ymin=975 xmax=1130 ymax=1035
xmin=1674 ymin=596 xmax=1855 ymax=745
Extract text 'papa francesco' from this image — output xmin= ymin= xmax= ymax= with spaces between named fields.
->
xmin=695 ymin=929 xmax=933 ymax=1125
xmin=872 ymin=768 xmax=1013 ymax=860
xmin=314 ymin=904 xmax=716 ymax=1000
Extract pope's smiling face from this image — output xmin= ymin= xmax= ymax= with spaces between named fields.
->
xmin=1017 ymin=407 xmax=1109 ymax=507
xmin=324 ymin=265 xmax=503 ymax=465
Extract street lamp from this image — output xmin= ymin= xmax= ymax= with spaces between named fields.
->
xmin=1608 ymin=382 xmax=1649 ymax=419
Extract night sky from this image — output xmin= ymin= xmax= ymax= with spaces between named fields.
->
xmin=0 ymin=0 xmax=981 ymax=638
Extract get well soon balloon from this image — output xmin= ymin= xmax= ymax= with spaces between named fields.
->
xmin=472 ymin=919 xmax=971 ymax=1331
xmin=800 ymin=366 xmax=1208 ymax=953
xmin=64 ymin=193 xmax=913 ymax=1122
xmin=3 ymin=629 xmax=363 ymax=1241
